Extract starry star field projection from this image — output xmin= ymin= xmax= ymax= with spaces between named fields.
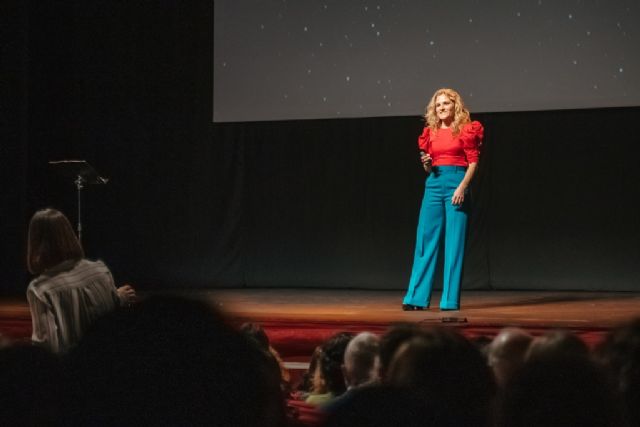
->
xmin=214 ymin=0 xmax=639 ymax=122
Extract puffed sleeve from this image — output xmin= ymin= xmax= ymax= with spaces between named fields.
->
xmin=417 ymin=126 xmax=431 ymax=153
xmin=461 ymin=121 xmax=483 ymax=163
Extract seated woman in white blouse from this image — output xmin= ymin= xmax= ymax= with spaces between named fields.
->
xmin=26 ymin=208 xmax=136 ymax=353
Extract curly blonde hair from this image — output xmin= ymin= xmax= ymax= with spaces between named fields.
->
xmin=424 ymin=88 xmax=471 ymax=136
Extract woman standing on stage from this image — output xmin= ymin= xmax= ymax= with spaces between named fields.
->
xmin=402 ymin=88 xmax=483 ymax=311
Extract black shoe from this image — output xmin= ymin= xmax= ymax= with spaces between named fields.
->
xmin=402 ymin=304 xmax=425 ymax=311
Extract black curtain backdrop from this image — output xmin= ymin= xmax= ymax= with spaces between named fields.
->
xmin=1 ymin=0 xmax=30 ymax=293
xmin=2 ymin=1 xmax=639 ymax=294
xmin=1 ymin=1 xmax=214 ymax=293
xmin=213 ymin=109 xmax=640 ymax=292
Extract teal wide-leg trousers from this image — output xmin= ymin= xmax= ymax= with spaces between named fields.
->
xmin=403 ymin=166 xmax=469 ymax=310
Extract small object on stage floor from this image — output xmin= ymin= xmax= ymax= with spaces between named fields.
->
xmin=402 ymin=304 xmax=425 ymax=311
xmin=441 ymin=317 xmax=467 ymax=323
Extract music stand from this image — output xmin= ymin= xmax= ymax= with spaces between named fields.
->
xmin=49 ymin=160 xmax=109 ymax=243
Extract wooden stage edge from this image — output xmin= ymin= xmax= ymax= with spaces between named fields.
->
xmin=2 ymin=289 xmax=640 ymax=347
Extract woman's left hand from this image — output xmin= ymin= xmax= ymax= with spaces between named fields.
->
xmin=452 ymin=186 xmax=467 ymax=205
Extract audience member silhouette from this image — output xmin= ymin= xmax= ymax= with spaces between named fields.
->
xmin=341 ymin=332 xmax=380 ymax=389
xmin=596 ymin=318 xmax=640 ymax=427
xmin=323 ymin=385 xmax=434 ymax=427
xmin=324 ymin=332 xmax=380 ymax=412
xmin=241 ymin=322 xmax=291 ymax=392
xmin=296 ymin=345 xmax=322 ymax=399
xmin=471 ymin=334 xmax=493 ymax=359
xmin=377 ymin=322 xmax=422 ymax=380
xmin=305 ymin=332 xmax=353 ymax=406
xmin=386 ymin=326 xmax=496 ymax=427
xmin=526 ymin=329 xmax=588 ymax=361
xmin=0 ymin=344 xmax=70 ymax=427
xmin=488 ymin=327 xmax=533 ymax=387
xmin=499 ymin=352 xmax=621 ymax=427
xmin=65 ymin=295 xmax=284 ymax=426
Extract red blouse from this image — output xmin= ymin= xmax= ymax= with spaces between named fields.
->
xmin=417 ymin=121 xmax=483 ymax=167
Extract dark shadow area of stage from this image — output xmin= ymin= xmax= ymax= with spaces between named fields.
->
xmin=2 ymin=1 xmax=640 ymax=294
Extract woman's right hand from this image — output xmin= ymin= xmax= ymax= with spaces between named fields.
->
xmin=420 ymin=152 xmax=432 ymax=173
xmin=117 ymin=284 xmax=137 ymax=305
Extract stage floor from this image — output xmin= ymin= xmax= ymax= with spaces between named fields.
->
xmin=207 ymin=288 xmax=640 ymax=327
xmin=207 ymin=288 xmax=640 ymax=358
xmin=3 ymin=289 xmax=640 ymax=356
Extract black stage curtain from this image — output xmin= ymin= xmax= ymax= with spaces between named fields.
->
xmin=0 ymin=1 xmax=30 ymax=293
xmin=1 ymin=1 xmax=214 ymax=293
xmin=213 ymin=108 xmax=640 ymax=292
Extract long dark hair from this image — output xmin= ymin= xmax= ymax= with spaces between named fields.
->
xmin=27 ymin=208 xmax=84 ymax=275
